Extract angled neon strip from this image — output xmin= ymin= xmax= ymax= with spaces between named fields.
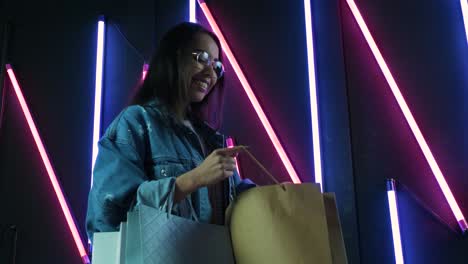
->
xmin=304 ymin=0 xmax=323 ymax=190
xmin=6 ymin=64 xmax=90 ymax=264
xmin=91 ymin=18 xmax=105 ymax=187
xmin=461 ymin=0 xmax=468 ymax=44
xmin=387 ymin=179 xmax=404 ymax=264
xmin=346 ymin=0 xmax=467 ymax=231
xmin=190 ymin=0 xmax=197 ymax=22
xmin=198 ymin=0 xmax=301 ymax=183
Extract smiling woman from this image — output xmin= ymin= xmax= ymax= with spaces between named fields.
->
xmin=187 ymin=34 xmax=223 ymax=102
xmin=190 ymin=48 xmax=225 ymax=101
xmin=131 ymin=22 xmax=226 ymax=129
xmin=86 ymin=22 xmax=256 ymax=243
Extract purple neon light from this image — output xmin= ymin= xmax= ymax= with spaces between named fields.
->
xmin=461 ymin=0 xmax=468 ymax=44
xmin=387 ymin=179 xmax=404 ymax=264
xmin=91 ymin=18 xmax=105 ymax=187
xmin=303 ymin=0 xmax=323 ymax=190
xmin=190 ymin=0 xmax=197 ymax=22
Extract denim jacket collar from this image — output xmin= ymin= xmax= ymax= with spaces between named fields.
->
xmin=144 ymin=99 xmax=225 ymax=151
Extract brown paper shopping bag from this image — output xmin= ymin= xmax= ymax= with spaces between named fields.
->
xmin=227 ymin=147 xmax=347 ymax=264
xmin=229 ymin=183 xmax=332 ymax=264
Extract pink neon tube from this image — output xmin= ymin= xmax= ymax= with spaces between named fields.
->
xmin=6 ymin=64 xmax=90 ymax=263
xmin=304 ymin=0 xmax=323 ymax=190
xmin=142 ymin=63 xmax=149 ymax=81
xmin=198 ymin=0 xmax=301 ymax=184
xmin=346 ymin=0 xmax=467 ymax=231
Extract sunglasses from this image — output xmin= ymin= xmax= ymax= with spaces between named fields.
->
xmin=191 ymin=50 xmax=225 ymax=78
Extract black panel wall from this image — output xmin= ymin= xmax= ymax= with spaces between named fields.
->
xmin=1 ymin=0 xmax=467 ymax=263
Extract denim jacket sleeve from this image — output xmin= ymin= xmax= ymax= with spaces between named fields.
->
xmin=85 ymin=106 xmax=176 ymax=242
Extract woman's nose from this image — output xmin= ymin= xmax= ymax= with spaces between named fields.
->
xmin=202 ymin=63 xmax=217 ymax=79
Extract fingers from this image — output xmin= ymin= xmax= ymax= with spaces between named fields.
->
xmin=206 ymin=154 xmax=234 ymax=163
xmin=218 ymin=157 xmax=237 ymax=180
xmin=203 ymin=147 xmax=244 ymax=185
xmin=216 ymin=146 xmax=248 ymax=157
xmin=221 ymin=156 xmax=236 ymax=165
xmin=223 ymin=170 xmax=234 ymax=179
xmin=221 ymin=163 xmax=237 ymax=172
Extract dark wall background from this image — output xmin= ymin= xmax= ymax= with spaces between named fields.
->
xmin=340 ymin=0 xmax=468 ymax=263
xmin=0 ymin=0 xmax=466 ymax=263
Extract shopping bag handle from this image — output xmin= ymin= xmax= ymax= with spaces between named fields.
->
xmin=162 ymin=182 xmax=199 ymax=222
xmin=238 ymin=146 xmax=288 ymax=190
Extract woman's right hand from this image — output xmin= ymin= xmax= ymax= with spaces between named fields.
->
xmin=192 ymin=146 xmax=245 ymax=187
xmin=174 ymin=146 xmax=245 ymax=202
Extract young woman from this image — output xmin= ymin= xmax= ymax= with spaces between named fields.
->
xmin=86 ymin=22 xmax=254 ymax=241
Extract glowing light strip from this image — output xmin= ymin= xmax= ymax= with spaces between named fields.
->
xmin=226 ymin=137 xmax=242 ymax=179
xmin=190 ymin=0 xmax=197 ymax=23
xmin=387 ymin=179 xmax=404 ymax=264
xmin=142 ymin=63 xmax=149 ymax=81
xmin=6 ymin=64 xmax=90 ymax=263
xmin=346 ymin=0 xmax=467 ymax=231
xmin=461 ymin=0 xmax=468 ymax=44
xmin=91 ymin=18 xmax=105 ymax=186
xmin=198 ymin=0 xmax=301 ymax=183
xmin=304 ymin=0 xmax=323 ymax=190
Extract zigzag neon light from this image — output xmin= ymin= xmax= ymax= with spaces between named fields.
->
xmin=197 ymin=0 xmax=301 ymax=183
xmin=6 ymin=64 xmax=90 ymax=263
xmin=304 ymin=0 xmax=323 ymax=189
xmin=346 ymin=0 xmax=467 ymax=232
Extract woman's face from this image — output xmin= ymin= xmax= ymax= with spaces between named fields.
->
xmin=187 ymin=33 xmax=220 ymax=103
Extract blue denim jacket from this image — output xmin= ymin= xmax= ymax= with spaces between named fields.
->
xmin=86 ymin=100 xmax=252 ymax=241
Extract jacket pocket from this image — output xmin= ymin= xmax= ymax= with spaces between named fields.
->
xmin=150 ymin=157 xmax=192 ymax=180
